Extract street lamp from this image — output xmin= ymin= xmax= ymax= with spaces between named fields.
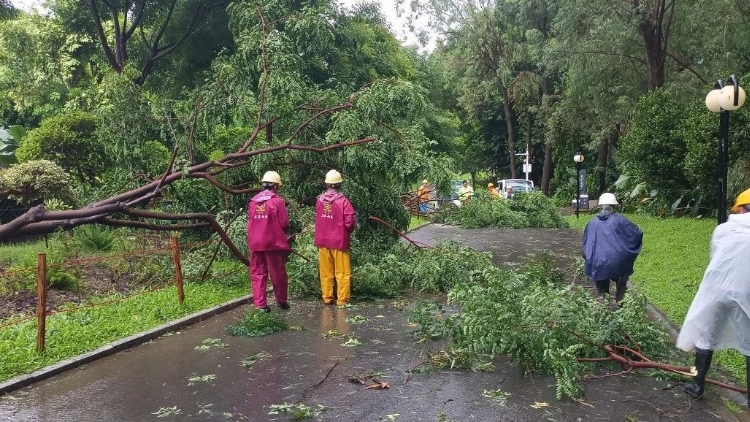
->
xmin=705 ymin=75 xmax=746 ymax=224
xmin=574 ymin=153 xmax=585 ymax=219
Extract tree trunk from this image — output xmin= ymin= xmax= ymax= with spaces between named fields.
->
xmin=596 ymin=125 xmax=619 ymax=196
xmin=540 ymin=78 xmax=552 ymax=195
xmin=502 ymin=88 xmax=517 ymax=178
xmin=542 ymin=143 xmax=552 ymax=195
xmin=640 ymin=21 xmax=666 ymax=90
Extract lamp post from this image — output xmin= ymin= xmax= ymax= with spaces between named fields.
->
xmin=706 ymin=75 xmax=746 ymax=224
xmin=574 ymin=153 xmax=585 ymax=219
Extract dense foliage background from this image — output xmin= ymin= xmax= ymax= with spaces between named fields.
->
xmin=2 ymin=0 xmax=750 ymax=227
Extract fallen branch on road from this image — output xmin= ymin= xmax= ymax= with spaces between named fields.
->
xmin=578 ymin=344 xmax=748 ymax=394
xmin=368 ymin=216 xmax=432 ymax=250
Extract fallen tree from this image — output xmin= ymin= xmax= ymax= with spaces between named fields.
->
xmin=0 ymin=98 xmax=376 ymax=265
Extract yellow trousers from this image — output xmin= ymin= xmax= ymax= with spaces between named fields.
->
xmin=318 ymin=247 xmax=351 ymax=305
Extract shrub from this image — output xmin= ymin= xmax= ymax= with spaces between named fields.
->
xmin=75 ymin=225 xmax=116 ymax=252
xmin=0 ymin=159 xmax=75 ymax=205
xmin=16 ymin=111 xmax=108 ymax=183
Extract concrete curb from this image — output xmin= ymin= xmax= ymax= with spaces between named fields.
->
xmin=0 ymin=295 xmax=251 ymax=396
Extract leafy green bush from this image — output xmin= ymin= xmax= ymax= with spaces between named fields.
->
xmin=0 ymin=159 xmax=75 ymax=205
xmin=75 ymin=225 xmax=116 ymax=252
xmin=439 ymin=191 xmax=568 ymax=229
xmin=226 ymin=309 xmax=289 ymax=337
xmin=510 ymin=191 xmax=569 ymax=228
xmin=45 ymin=265 xmax=78 ymax=290
xmin=16 ymin=111 xmax=108 ymax=183
xmin=443 ymin=196 xmax=528 ymax=228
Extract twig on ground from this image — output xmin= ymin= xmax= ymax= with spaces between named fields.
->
xmin=302 ymin=360 xmax=340 ymax=400
xmin=404 ymin=360 xmax=427 ymax=385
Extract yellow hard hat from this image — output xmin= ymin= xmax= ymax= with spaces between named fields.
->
xmin=732 ymin=188 xmax=750 ymax=212
xmin=325 ymin=169 xmax=343 ymax=184
xmin=487 ymin=183 xmax=494 ymax=188
xmin=261 ymin=171 xmax=281 ymax=185
xmin=422 ymin=179 xmax=428 ymax=184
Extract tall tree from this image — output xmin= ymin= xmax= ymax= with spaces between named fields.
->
xmin=52 ymin=0 xmax=231 ymax=85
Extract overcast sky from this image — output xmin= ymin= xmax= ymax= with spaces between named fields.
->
xmin=10 ymin=0 xmax=39 ymax=11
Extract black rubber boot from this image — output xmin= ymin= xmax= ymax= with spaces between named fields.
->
xmin=595 ymin=279 xmax=609 ymax=302
xmin=745 ymin=355 xmax=750 ymax=408
xmin=615 ymin=277 xmax=628 ymax=303
xmin=684 ymin=348 xmax=713 ymax=399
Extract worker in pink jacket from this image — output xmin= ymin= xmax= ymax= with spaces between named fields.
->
xmin=247 ymin=171 xmax=291 ymax=312
xmin=314 ymin=169 xmax=357 ymax=306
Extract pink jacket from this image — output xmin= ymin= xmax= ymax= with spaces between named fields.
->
xmin=247 ymin=191 xmax=290 ymax=252
xmin=314 ymin=189 xmax=356 ymax=251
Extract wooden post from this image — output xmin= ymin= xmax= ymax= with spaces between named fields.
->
xmin=36 ymin=253 xmax=47 ymax=353
xmin=171 ymin=236 xmax=185 ymax=305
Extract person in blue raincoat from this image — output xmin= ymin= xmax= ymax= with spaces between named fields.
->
xmin=582 ymin=192 xmax=643 ymax=304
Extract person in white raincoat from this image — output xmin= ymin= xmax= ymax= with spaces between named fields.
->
xmin=677 ymin=187 xmax=750 ymax=406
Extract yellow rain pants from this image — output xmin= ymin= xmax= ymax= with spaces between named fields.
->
xmin=318 ymin=247 xmax=351 ymax=305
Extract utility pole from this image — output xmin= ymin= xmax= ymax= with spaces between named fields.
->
xmin=515 ymin=144 xmax=531 ymax=181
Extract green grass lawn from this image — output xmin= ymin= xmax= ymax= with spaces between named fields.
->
xmin=408 ymin=215 xmax=431 ymax=231
xmin=565 ymin=213 xmax=745 ymax=382
xmin=0 ymin=282 xmax=246 ymax=382
xmin=0 ymin=240 xmax=51 ymax=266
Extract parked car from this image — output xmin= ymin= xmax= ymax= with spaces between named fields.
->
xmin=497 ymin=179 xmax=534 ymax=198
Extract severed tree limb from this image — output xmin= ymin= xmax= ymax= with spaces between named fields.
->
xmin=188 ymin=172 xmax=260 ymax=195
xmin=368 ymin=216 xmax=432 ymax=249
xmin=122 ymin=207 xmax=249 ymax=265
xmin=578 ymin=344 xmax=748 ymax=394
xmin=99 ymin=218 xmax=210 ymax=231
xmin=201 ymin=209 xmax=244 ymax=280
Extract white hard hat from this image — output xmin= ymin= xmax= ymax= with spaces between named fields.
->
xmin=598 ymin=192 xmax=618 ymax=206
xmin=261 ymin=171 xmax=281 ymax=185
xmin=422 ymin=179 xmax=428 ymax=184
xmin=325 ymin=169 xmax=343 ymax=184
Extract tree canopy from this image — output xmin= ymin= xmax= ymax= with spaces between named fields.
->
xmin=1 ymin=0 xmax=750 ymax=236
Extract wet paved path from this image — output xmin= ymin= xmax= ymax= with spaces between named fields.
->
xmin=0 ymin=224 xmax=748 ymax=422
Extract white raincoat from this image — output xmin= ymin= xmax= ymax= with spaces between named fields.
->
xmin=677 ymin=212 xmax=750 ymax=355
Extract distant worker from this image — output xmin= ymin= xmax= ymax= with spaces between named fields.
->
xmin=504 ymin=187 xmax=514 ymax=199
xmin=247 ymin=171 xmax=291 ymax=312
xmin=458 ymin=180 xmax=474 ymax=203
xmin=677 ymin=188 xmax=750 ymax=407
xmin=487 ymin=183 xmax=500 ymax=199
xmin=418 ymin=180 xmax=430 ymax=214
xmin=581 ymin=193 xmax=643 ymax=305
xmin=315 ymin=169 xmax=357 ymax=306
